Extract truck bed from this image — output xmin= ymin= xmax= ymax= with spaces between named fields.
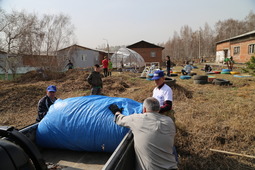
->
xmin=20 ymin=123 xmax=112 ymax=170
xmin=0 ymin=123 xmax=134 ymax=170
xmin=42 ymin=148 xmax=111 ymax=169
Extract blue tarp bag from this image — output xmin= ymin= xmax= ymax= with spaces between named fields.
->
xmin=36 ymin=95 xmax=142 ymax=152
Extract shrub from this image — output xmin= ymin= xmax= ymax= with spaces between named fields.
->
xmin=244 ymin=56 xmax=255 ymax=75
xmin=246 ymin=56 xmax=255 ymax=69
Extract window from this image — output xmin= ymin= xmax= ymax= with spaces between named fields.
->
xmin=150 ymin=52 xmax=156 ymax=57
xmin=248 ymin=44 xmax=255 ymax=54
xmin=82 ymin=54 xmax=87 ymax=61
xmin=233 ymin=46 xmax=240 ymax=55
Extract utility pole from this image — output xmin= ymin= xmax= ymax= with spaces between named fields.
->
xmin=103 ymin=38 xmax=109 ymax=58
xmin=198 ymin=31 xmax=201 ymax=59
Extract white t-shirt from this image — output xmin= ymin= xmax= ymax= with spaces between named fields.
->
xmin=152 ymin=84 xmax=173 ymax=106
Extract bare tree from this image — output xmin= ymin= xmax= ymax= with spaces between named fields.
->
xmin=0 ymin=9 xmax=9 ymax=50
xmin=0 ymin=10 xmax=76 ymax=78
xmin=16 ymin=13 xmax=39 ymax=55
xmin=1 ymin=10 xmax=35 ymax=79
xmin=39 ymin=14 xmax=75 ymax=55
xmin=163 ymin=12 xmax=254 ymax=65
xmin=214 ymin=18 xmax=246 ymax=42
xmin=0 ymin=9 xmax=7 ymax=32
xmin=38 ymin=13 xmax=75 ymax=71
xmin=199 ymin=23 xmax=215 ymax=60
xmin=7 ymin=55 xmax=22 ymax=79
xmin=180 ymin=25 xmax=193 ymax=61
xmin=244 ymin=11 xmax=255 ymax=32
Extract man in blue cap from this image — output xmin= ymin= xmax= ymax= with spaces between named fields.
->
xmin=36 ymin=85 xmax=57 ymax=122
xmin=151 ymin=70 xmax=173 ymax=118
xmin=151 ymin=70 xmax=178 ymax=163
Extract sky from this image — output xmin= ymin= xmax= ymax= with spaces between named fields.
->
xmin=0 ymin=0 xmax=254 ymax=49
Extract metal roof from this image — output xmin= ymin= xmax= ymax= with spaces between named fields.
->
xmin=127 ymin=40 xmax=164 ymax=49
xmin=216 ymin=30 xmax=255 ymax=44
xmin=58 ymin=44 xmax=108 ymax=53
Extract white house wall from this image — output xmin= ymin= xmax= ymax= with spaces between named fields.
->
xmin=71 ymin=49 xmax=100 ymax=69
xmin=216 ymin=51 xmax=224 ymax=63
xmin=59 ymin=48 xmax=101 ymax=70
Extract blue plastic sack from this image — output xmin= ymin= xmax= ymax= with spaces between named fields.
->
xmin=36 ymin=95 xmax=142 ymax=152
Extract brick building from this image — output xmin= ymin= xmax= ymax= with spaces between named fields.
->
xmin=126 ymin=40 xmax=164 ymax=64
xmin=22 ymin=55 xmax=58 ymax=68
xmin=216 ymin=30 xmax=255 ymax=63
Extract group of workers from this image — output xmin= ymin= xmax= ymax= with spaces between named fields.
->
xmin=36 ymin=54 xmax=237 ymax=169
xmin=36 ymin=57 xmax=178 ymax=169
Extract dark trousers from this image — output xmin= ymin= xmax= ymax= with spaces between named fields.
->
xmin=91 ymin=87 xmax=102 ymax=95
xmin=167 ymin=67 xmax=171 ymax=76
xmin=181 ymin=69 xmax=188 ymax=75
xmin=108 ymin=71 xmax=112 ymax=76
xmin=103 ymin=68 xmax=108 ymax=77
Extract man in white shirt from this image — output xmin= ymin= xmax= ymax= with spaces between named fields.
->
xmin=151 ymin=70 xmax=178 ymax=163
xmin=109 ymin=97 xmax=177 ymax=170
xmin=151 ymin=70 xmax=173 ymax=118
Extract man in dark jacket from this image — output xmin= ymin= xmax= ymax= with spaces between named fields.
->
xmin=87 ymin=64 xmax=103 ymax=95
xmin=36 ymin=85 xmax=57 ymax=122
xmin=66 ymin=60 xmax=74 ymax=70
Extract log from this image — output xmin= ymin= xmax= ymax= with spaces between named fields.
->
xmin=210 ymin=148 xmax=255 ymax=159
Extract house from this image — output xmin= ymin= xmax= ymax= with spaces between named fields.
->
xmin=57 ymin=44 xmax=108 ymax=70
xmin=216 ymin=30 xmax=255 ymax=63
xmin=126 ymin=40 xmax=164 ymax=65
xmin=0 ymin=44 xmax=109 ymax=75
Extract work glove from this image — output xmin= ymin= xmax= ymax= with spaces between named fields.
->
xmin=109 ymin=104 xmax=122 ymax=115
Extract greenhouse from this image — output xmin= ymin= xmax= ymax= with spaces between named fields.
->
xmin=111 ymin=47 xmax=145 ymax=70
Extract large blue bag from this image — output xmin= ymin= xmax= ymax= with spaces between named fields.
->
xmin=36 ymin=95 xmax=142 ymax=152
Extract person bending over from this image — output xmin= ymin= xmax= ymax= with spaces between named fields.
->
xmin=109 ymin=97 xmax=177 ymax=170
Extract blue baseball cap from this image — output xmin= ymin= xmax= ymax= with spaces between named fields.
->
xmin=47 ymin=85 xmax=57 ymax=92
xmin=151 ymin=70 xmax=165 ymax=80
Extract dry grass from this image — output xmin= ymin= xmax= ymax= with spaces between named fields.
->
xmin=172 ymin=65 xmax=255 ymax=169
xmin=0 ymin=64 xmax=255 ymax=169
